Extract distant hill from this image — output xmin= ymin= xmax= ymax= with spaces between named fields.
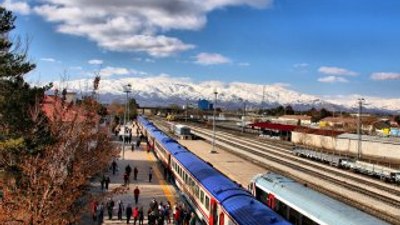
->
xmin=51 ymin=75 xmax=400 ymax=114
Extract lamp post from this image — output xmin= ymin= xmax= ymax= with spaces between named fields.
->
xmin=239 ymin=98 xmax=246 ymax=133
xmin=122 ymin=84 xmax=132 ymax=160
xmin=210 ymin=90 xmax=218 ymax=153
xmin=357 ymin=98 xmax=365 ymax=160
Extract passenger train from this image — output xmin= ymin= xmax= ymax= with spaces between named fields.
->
xmin=249 ymin=172 xmax=389 ymax=225
xmin=138 ymin=116 xmax=291 ymax=225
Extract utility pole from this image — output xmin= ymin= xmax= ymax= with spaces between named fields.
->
xmin=210 ymin=90 xmax=218 ymax=153
xmin=122 ymin=84 xmax=132 ymax=160
xmin=242 ymin=100 xmax=246 ymax=133
xmin=357 ymin=98 xmax=364 ymax=160
xmin=185 ymin=99 xmax=188 ymax=122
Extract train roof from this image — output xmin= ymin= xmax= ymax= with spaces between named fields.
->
xmin=253 ymin=172 xmax=390 ymax=225
xmin=224 ymin=195 xmax=290 ymax=225
xmin=174 ymin=152 xmax=290 ymax=225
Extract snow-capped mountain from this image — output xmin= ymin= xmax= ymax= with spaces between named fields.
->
xmin=53 ymin=75 xmax=400 ymax=113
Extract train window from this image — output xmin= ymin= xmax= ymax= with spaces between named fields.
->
xmin=205 ymin=196 xmax=210 ymax=210
xmin=302 ymin=215 xmax=318 ymax=225
xmin=200 ymin=190 xmax=204 ymax=203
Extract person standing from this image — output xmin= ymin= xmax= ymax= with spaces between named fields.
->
xmin=138 ymin=206 xmax=144 ymax=225
xmin=90 ymin=200 xmax=98 ymax=223
xmin=126 ymin=204 xmax=133 ymax=224
xmin=133 ymin=186 xmax=140 ymax=204
xmin=100 ymin=175 xmax=105 ymax=190
xmin=125 ymin=172 xmax=131 ymax=186
xmin=111 ymin=160 xmax=118 ymax=175
xmin=133 ymin=167 xmax=138 ymax=181
xmin=96 ymin=203 xmax=104 ymax=225
xmin=189 ymin=212 xmax=197 ymax=225
xmin=148 ymin=167 xmax=153 ymax=183
xmin=117 ymin=200 xmax=124 ymax=221
xmin=105 ymin=175 xmax=110 ymax=190
xmin=126 ymin=164 xmax=132 ymax=178
xmin=106 ymin=198 xmax=115 ymax=220
xmin=133 ymin=206 xmax=139 ymax=225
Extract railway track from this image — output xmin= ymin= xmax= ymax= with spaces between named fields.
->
xmin=151 ymin=118 xmax=400 ymax=224
xmin=193 ymin=125 xmax=400 ymax=195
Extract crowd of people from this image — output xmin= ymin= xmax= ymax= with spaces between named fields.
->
xmin=90 ymin=122 xmax=198 ymax=225
xmin=90 ymin=198 xmax=197 ymax=225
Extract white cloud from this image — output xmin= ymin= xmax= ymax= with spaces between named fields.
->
xmin=318 ymin=66 xmax=358 ymax=76
xmin=2 ymin=0 xmax=31 ymax=15
xmin=69 ymin=66 xmax=82 ymax=70
xmin=238 ymin=62 xmax=250 ymax=67
xmin=371 ymin=72 xmax=400 ymax=81
xmin=88 ymin=59 xmax=103 ymax=65
xmin=195 ymin=52 xmax=231 ymax=65
xmin=273 ymin=82 xmax=291 ymax=87
xmin=40 ymin=58 xmax=56 ymax=62
xmin=318 ymin=76 xmax=348 ymax=83
xmin=293 ymin=63 xmax=309 ymax=68
xmin=99 ymin=66 xmax=130 ymax=77
xmin=31 ymin=0 xmax=272 ymax=57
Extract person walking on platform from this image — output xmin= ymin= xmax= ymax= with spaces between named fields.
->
xmin=148 ymin=167 xmax=153 ymax=183
xmin=133 ymin=206 xmax=139 ymax=225
xmin=96 ymin=203 xmax=104 ymax=225
xmin=117 ymin=200 xmax=124 ymax=221
xmin=105 ymin=175 xmax=110 ymax=190
xmin=111 ymin=160 xmax=118 ymax=175
xmin=126 ymin=164 xmax=132 ymax=178
xmin=106 ymin=198 xmax=115 ymax=220
xmin=100 ymin=175 xmax=105 ymax=190
xmin=173 ymin=205 xmax=180 ymax=225
xmin=133 ymin=186 xmax=140 ymax=204
xmin=126 ymin=204 xmax=133 ymax=224
xmin=124 ymin=173 xmax=129 ymax=186
xmin=90 ymin=200 xmax=98 ymax=223
xmin=133 ymin=167 xmax=138 ymax=180
xmin=138 ymin=206 xmax=144 ymax=225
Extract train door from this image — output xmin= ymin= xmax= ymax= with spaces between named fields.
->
xmin=218 ymin=212 xmax=225 ymax=225
xmin=267 ymin=193 xmax=276 ymax=210
xmin=209 ymin=198 xmax=219 ymax=225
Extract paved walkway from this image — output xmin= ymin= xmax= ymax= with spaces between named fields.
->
xmin=89 ymin=126 xmax=178 ymax=225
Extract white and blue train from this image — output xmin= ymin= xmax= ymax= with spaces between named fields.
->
xmin=249 ymin=172 xmax=390 ymax=225
xmin=138 ymin=116 xmax=291 ymax=225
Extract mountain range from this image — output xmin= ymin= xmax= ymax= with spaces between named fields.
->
xmin=52 ymin=75 xmax=400 ymax=114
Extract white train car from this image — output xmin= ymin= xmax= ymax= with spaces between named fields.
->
xmin=249 ymin=172 xmax=390 ymax=225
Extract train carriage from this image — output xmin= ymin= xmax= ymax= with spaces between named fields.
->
xmin=138 ymin=116 xmax=291 ymax=225
xmin=250 ymin=172 xmax=390 ymax=225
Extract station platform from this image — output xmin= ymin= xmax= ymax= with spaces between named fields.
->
xmin=178 ymin=139 xmax=266 ymax=188
xmin=92 ymin=127 xmax=179 ymax=225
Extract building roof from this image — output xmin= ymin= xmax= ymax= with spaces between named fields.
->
xmin=279 ymin=115 xmax=312 ymax=120
xmin=254 ymin=172 xmax=389 ymax=225
xmin=320 ymin=116 xmax=356 ymax=123
xmin=294 ymin=127 xmax=344 ymax=136
xmin=41 ymin=95 xmax=94 ymax=122
xmin=249 ymin=122 xmax=297 ymax=132
xmin=338 ymin=133 xmax=400 ymax=145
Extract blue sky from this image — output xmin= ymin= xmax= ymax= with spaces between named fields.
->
xmin=3 ymin=0 xmax=400 ymax=98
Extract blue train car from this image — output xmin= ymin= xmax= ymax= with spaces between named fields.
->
xmin=138 ymin=116 xmax=291 ymax=225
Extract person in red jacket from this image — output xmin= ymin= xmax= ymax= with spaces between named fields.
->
xmin=133 ymin=206 xmax=139 ymax=225
xmin=133 ymin=186 xmax=140 ymax=204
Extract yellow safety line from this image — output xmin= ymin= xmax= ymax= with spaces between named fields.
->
xmin=145 ymin=152 xmax=176 ymax=205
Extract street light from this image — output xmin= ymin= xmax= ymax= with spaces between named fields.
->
xmin=210 ymin=90 xmax=218 ymax=153
xmin=357 ymin=98 xmax=365 ymax=160
xmin=238 ymin=98 xmax=246 ymax=133
xmin=122 ymin=84 xmax=132 ymax=160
